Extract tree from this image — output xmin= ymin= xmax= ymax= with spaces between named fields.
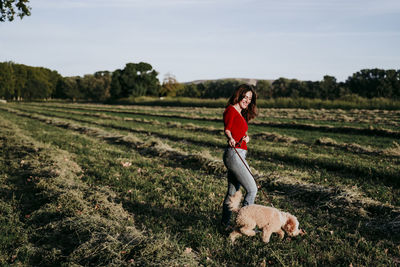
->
xmin=255 ymin=80 xmax=272 ymax=99
xmin=120 ymin=63 xmax=145 ymax=97
xmin=110 ymin=69 xmax=122 ymax=99
xmin=77 ymin=75 xmax=95 ymax=100
xmin=78 ymin=72 xmax=111 ymax=101
xmin=345 ymin=68 xmax=397 ymax=98
xmin=271 ymin=78 xmax=290 ymax=97
xmin=201 ymin=79 xmax=241 ymax=98
xmin=113 ymin=62 xmax=160 ymax=98
xmin=61 ymin=77 xmax=83 ymax=101
xmin=53 ymin=78 xmax=68 ymax=99
xmin=178 ymin=83 xmax=201 ymax=97
xmin=0 ymin=62 xmax=15 ymax=99
xmin=0 ymin=0 xmax=31 ymax=22
xmin=287 ymin=79 xmax=301 ymax=98
xmin=93 ymin=71 xmax=111 ymax=101
xmin=376 ymin=69 xmax=400 ymax=99
xmin=12 ymin=63 xmax=27 ymax=99
xmin=320 ymin=75 xmax=338 ymax=100
xmin=391 ymin=70 xmax=400 ymax=99
xmin=160 ymin=73 xmax=183 ymax=97
xmin=22 ymin=68 xmax=52 ymax=99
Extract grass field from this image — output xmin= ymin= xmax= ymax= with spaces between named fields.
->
xmin=0 ymin=102 xmax=399 ymax=266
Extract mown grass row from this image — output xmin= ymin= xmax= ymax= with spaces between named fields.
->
xmin=0 ymin=108 xmax=274 ymax=266
xmin=18 ymin=104 xmax=400 ymax=157
xmin=2 ymin=105 xmax=399 ymax=266
xmin=5 ymin=104 xmax=400 ymax=212
xmin=12 ymin=103 xmax=399 ymax=155
xmin=50 ymin=101 xmax=400 ymax=131
xmin=31 ymin=101 xmax=400 ymax=121
xmin=7 ymin=105 xmax=400 ymax=204
xmin=14 ymin=105 xmax=400 ymax=223
xmin=35 ymin=101 xmax=400 ymax=128
xmin=33 ymin=95 xmax=400 ymax=110
xmin=25 ymin=102 xmax=400 ymax=134
xmin=1 ymin=105 xmax=395 ymax=217
xmin=0 ymin=116 xmax=200 ymax=266
xmin=36 ymin=103 xmax=400 ymax=157
xmin=257 ymin=108 xmax=400 ymax=126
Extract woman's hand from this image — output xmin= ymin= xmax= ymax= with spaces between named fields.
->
xmin=243 ymin=135 xmax=250 ymax=144
xmin=225 ymin=130 xmax=236 ymax=147
xmin=228 ymin=137 xmax=236 ymax=147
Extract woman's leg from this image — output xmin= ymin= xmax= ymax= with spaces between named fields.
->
xmin=224 ymin=148 xmax=257 ymax=207
xmin=221 ymin=170 xmax=241 ymax=227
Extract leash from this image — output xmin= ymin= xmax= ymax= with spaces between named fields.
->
xmin=232 ymin=137 xmax=274 ymax=206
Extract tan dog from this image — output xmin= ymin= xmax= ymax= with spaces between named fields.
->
xmin=228 ymin=190 xmax=305 ymax=243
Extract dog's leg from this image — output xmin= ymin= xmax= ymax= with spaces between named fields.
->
xmin=277 ymin=229 xmax=285 ymax=240
xmin=229 ymin=230 xmax=242 ymax=244
xmin=261 ymin=228 xmax=273 ymax=243
xmin=240 ymin=226 xmax=256 ymax=237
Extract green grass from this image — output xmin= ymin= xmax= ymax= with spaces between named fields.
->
xmin=0 ymin=112 xmax=199 ymax=266
xmin=0 ymin=102 xmax=399 ymax=266
xmin=106 ymin=96 xmax=400 ymax=110
xmin=9 ymin=104 xmax=400 ymax=203
xmin=5 ymin=104 xmax=400 ymax=208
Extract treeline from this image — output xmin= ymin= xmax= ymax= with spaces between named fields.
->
xmin=0 ymin=62 xmax=61 ymax=100
xmin=1 ymin=61 xmax=399 ymax=101
xmin=179 ymin=71 xmax=400 ymax=100
xmin=0 ymin=61 xmax=160 ymax=101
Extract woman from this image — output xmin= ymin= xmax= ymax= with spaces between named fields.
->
xmin=221 ymin=84 xmax=258 ymax=229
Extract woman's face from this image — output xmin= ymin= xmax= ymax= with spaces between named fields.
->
xmin=238 ymin=91 xmax=252 ymax=110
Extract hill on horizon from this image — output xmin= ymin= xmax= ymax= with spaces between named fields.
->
xmin=183 ymin=78 xmax=275 ymax=86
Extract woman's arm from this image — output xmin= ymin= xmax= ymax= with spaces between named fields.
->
xmin=225 ymin=129 xmax=236 ymax=147
xmin=243 ymin=132 xmax=250 ymax=143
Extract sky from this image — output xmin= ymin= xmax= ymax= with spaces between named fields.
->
xmin=1 ymin=0 xmax=400 ymax=83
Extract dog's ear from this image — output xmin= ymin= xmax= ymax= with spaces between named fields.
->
xmin=283 ymin=214 xmax=297 ymax=233
xmin=228 ymin=190 xmax=243 ymax=212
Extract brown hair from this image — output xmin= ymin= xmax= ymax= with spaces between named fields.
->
xmin=226 ymin=84 xmax=258 ymax=122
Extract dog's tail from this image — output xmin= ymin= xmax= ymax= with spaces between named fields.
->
xmin=228 ymin=190 xmax=242 ymax=213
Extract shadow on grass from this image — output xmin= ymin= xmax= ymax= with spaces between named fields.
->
xmin=250 ymin=149 xmax=400 ymax=189
xmin=259 ymin=179 xmax=400 ymax=243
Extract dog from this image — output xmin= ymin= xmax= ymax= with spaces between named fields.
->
xmin=228 ymin=190 xmax=305 ymax=243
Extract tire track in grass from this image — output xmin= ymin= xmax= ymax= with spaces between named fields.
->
xmin=10 ymin=105 xmax=400 ymax=190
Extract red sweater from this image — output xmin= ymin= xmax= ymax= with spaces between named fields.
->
xmin=223 ymin=105 xmax=248 ymax=150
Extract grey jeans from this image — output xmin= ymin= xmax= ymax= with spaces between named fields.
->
xmin=221 ymin=147 xmax=257 ymax=226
